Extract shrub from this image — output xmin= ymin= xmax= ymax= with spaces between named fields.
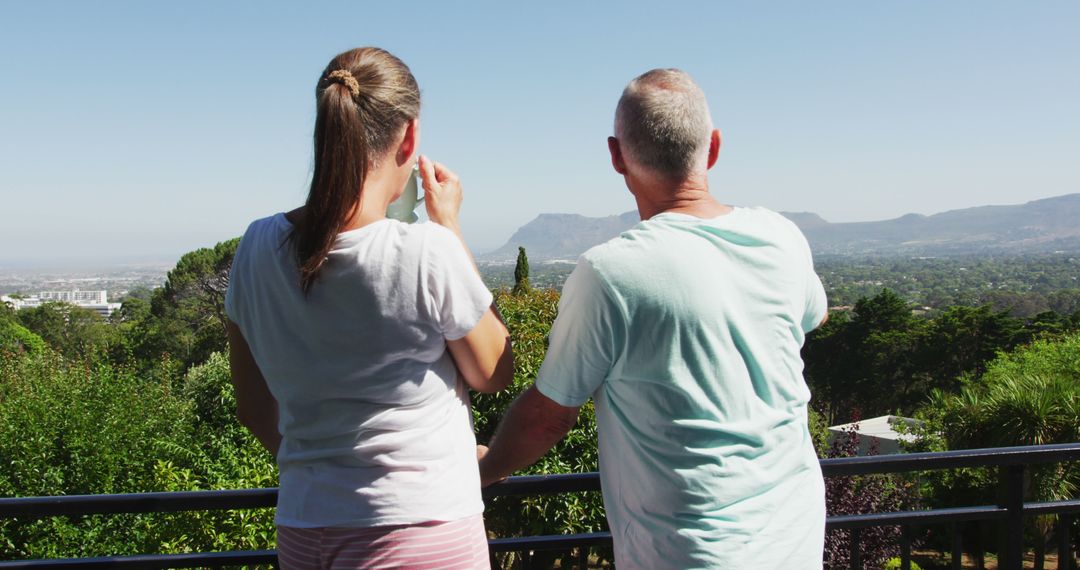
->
xmin=477 ymin=288 xmax=607 ymax=566
xmin=0 ymin=320 xmax=47 ymax=355
xmin=0 ymin=350 xmax=196 ymax=557
xmin=911 ymin=333 xmax=1080 ymax=564
xmin=0 ymin=349 xmax=276 ymax=559
xmin=882 ymin=557 xmax=922 ymax=570
xmin=823 ymin=421 xmax=915 ymax=570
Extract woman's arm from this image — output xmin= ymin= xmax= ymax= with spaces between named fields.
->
xmin=227 ymin=320 xmax=282 ymax=455
xmin=419 ymin=154 xmax=514 ymax=393
xmin=447 ymin=307 xmax=514 ymax=393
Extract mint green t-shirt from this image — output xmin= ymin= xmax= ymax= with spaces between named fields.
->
xmin=536 ymin=207 xmax=827 ymax=569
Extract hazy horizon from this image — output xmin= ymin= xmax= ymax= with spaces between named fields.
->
xmin=2 ymin=2 xmax=1078 ymax=265
xmin=4 ymin=192 xmax=1080 ymax=270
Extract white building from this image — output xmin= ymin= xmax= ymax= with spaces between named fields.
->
xmin=827 ymin=415 xmax=923 ymax=456
xmin=1 ymin=290 xmax=121 ymax=318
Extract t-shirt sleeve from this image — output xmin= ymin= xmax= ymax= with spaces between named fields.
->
xmin=802 ymin=270 xmax=827 ymax=333
xmin=423 ymin=225 xmax=494 ymax=341
xmin=535 ymin=259 xmax=620 ymax=407
xmin=797 ymin=232 xmax=827 ymax=334
xmin=224 ymin=223 xmax=252 ymax=325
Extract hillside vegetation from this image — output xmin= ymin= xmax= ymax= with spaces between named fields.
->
xmin=2 ymin=241 xmax=1079 ymax=566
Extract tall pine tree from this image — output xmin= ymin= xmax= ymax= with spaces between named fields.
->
xmin=513 ymin=246 xmax=531 ymax=295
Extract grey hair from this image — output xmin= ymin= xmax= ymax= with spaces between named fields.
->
xmin=614 ymin=69 xmax=712 ymax=179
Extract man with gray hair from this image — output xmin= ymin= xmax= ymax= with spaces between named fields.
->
xmin=480 ymin=69 xmax=828 ymax=568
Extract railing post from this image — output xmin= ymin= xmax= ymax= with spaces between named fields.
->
xmin=951 ymin=523 xmax=963 ymax=570
xmin=900 ymin=525 xmax=911 ymax=570
xmin=1061 ymin=514 xmax=1074 ymax=570
xmin=1000 ymin=464 xmax=1025 ymax=570
xmin=576 ymin=546 xmax=589 ymax=569
xmin=850 ymin=528 xmax=862 ymax=570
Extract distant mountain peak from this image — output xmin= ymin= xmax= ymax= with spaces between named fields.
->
xmin=791 ymin=194 xmax=1080 ymax=256
xmin=481 ymin=211 xmax=639 ymax=261
xmin=779 ymin=212 xmax=830 ymax=229
xmin=481 ymin=194 xmax=1080 ymax=261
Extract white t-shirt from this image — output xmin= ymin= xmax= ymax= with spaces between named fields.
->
xmin=224 ymin=214 xmax=492 ymax=528
xmin=536 ymin=208 xmax=827 ymax=569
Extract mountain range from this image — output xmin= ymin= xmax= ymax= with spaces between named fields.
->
xmin=481 ymin=193 xmax=1080 ymax=261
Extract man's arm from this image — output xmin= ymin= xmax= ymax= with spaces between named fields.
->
xmin=478 ymin=386 xmax=581 ymax=486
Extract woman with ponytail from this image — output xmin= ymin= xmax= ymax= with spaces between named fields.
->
xmin=224 ymin=47 xmax=512 ymax=569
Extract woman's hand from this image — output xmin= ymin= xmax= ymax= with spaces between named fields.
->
xmin=419 ymin=155 xmax=463 ymax=234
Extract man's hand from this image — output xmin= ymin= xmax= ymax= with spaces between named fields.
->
xmin=476 ymin=444 xmax=507 ymax=487
xmin=478 ymin=386 xmax=581 ymax=487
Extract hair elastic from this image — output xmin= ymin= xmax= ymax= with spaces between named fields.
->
xmin=326 ymin=69 xmax=361 ymax=97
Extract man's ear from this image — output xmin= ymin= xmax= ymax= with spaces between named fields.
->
xmin=608 ymin=136 xmax=627 ymax=175
xmin=397 ymin=119 xmax=419 ymax=166
xmin=706 ymin=129 xmax=721 ymax=170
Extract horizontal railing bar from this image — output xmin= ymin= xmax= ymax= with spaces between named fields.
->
xmin=825 ymin=499 xmax=1080 ymax=529
xmin=0 ymin=538 xmax=621 ymax=568
xmin=1022 ymin=498 xmax=1080 ymax=516
xmin=2 ymin=443 xmax=1078 ymax=569
xmin=0 ymin=475 xmax=606 ymax=520
xmin=0 ymin=550 xmax=276 ymax=570
xmin=820 ymin=442 xmax=1080 ymax=476
xmin=0 ymin=488 xmax=276 ymax=519
xmin=2 ymin=445 xmax=1075 ymax=520
xmin=6 ymin=500 xmax=1079 ymax=570
xmin=488 ymin=531 xmax=613 ymax=552
xmin=7 ymin=443 xmax=1078 ymax=519
xmin=482 ymin=472 xmax=601 ymax=498
xmin=827 ymin=505 xmax=1007 ymax=529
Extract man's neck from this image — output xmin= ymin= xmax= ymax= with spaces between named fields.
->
xmin=634 ymin=178 xmax=732 ymax=220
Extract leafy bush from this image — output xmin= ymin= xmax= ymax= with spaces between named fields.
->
xmin=911 ymin=333 xmax=1080 ymax=565
xmin=16 ymin=302 xmax=118 ymax=362
xmin=0 ymin=349 xmax=276 ymax=558
xmin=147 ymin=352 xmax=277 ymax=555
xmin=803 ymin=290 xmax=1043 ymax=425
xmin=122 ymin=239 xmax=238 ymax=373
xmin=823 ymin=422 xmax=915 ymax=570
xmin=0 ymin=350 xmax=195 ymax=556
xmin=476 ymin=288 xmax=607 ymax=566
xmin=882 ymin=557 xmax=922 ymax=570
xmin=0 ymin=320 xmax=47 ymax=355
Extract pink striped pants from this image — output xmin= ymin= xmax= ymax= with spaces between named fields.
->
xmin=275 ymin=514 xmax=490 ymax=570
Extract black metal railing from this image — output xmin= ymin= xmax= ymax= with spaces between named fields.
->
xmin=821 ymin=442 xmax=1080 ymax=570
xmin=1 ymin=443 xmax=1079 ymax=570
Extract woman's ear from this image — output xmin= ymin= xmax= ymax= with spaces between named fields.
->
xmin=397 ymin=119 xmax=420 ymax=166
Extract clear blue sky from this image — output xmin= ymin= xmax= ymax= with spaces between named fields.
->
xmin=1 ymin=1 xmax=1077 ymax=265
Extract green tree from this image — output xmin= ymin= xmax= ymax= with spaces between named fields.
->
xmin=0 ymin=302 xmax=46 ymax=355
xmin=126 ymin=238 xmax=239 ymax=371
xmin=474 ymin=287 xmax=606 ymax=567
xmin=0 ymin=350 xmax=196 ymax=557
xmin=916 ymin=305 xmax=1023 ymax=391
xmin=512 ymin=246 xmax=531 ymax=295
xmin=0 ymin=348 xmax=277 ymax=559
xmin=16 ymin=302 xmax=117 ymax=361
xmin=1047 ymin=289 xmax=1080 ymax=317
xmin=804 ymin=289 xmax=927 ymax=423
xmin=804 ymin=290 xmax=1042 ymax=424
xmin=0 ymin=320 xmax=47 ymax=355
xmin=915 ymin=333 xmax=1080 ymax=570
